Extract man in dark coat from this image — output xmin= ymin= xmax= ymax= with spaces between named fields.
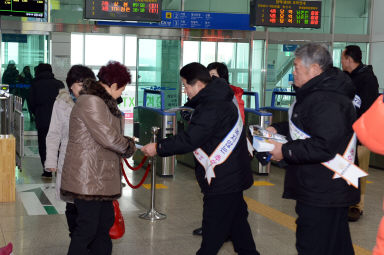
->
xmin=341 ymin=45 xmax=380 ymax=221
xmin=268 ymin=43 xmax=360 ymax=255
xmin=29 ymin=63 xmax=64 ymax=178
xmin=142 ymin=62 xmax=259 ymax=255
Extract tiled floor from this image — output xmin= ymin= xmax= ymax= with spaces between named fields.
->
xmin=1 ymin=140 xmax=383 ymax=254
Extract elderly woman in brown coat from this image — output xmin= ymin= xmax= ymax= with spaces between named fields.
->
xmin=61 ymin=61 xmax=135 ymax=255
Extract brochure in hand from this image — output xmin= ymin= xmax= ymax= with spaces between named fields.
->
xmin=249 ymin=125 xmax=288 ymax=152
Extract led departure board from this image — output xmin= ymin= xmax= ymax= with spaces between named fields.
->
xmin=85 ymin=0 xmax=162 ymax=22
xmin=250 ymin=0 xmax=321 ymax=29
xmin=0 ymin=0 xmax=45 ymax=18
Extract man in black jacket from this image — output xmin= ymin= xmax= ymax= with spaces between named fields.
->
xmin=142 ymin=62 xmax=259 ymax=255
xmin=268 ymin=44 xmax=360 ymax=255
xmin=341 ymin=45 xmax=379 ymax=221
xmin=29 ymin=63 xmax=64 ymax=178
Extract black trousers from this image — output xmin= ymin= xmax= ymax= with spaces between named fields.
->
xmin=67 ymin=199 xmax=114 ymax=255
xmin=197 ymin=192 xmax=259 ymax=255
xmin=295 ymin=202 xmax=355 ymax=255
xmin=65 ymin=202 xmax=78 ymax=237
xmin=37 ymin=126 xmax=49 ymax=171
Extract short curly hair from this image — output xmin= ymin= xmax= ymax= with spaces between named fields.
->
xmin=97 ymin=61 xmax=132 ymax=89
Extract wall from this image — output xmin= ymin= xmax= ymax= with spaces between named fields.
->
xmin=51 ymin=33 xmax=71 ymax=84
xmin=370 ymin=0 xmax=384 ymax=90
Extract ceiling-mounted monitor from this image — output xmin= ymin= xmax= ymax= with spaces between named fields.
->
xmin=250 ymin=0 xmax=321 ymax=29
xmin=84 ymin=0 xmax=162 ymax=22
xmin=0 ymin=0 xmax=45 ymax=18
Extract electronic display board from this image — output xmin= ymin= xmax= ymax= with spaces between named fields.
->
xmin=85 ymin=0 xmax=162 ymax=22
xmin=0 ymin=0 xmax=45 ymax=18
xmin=250 ymin=0 xmax=321 ymax=29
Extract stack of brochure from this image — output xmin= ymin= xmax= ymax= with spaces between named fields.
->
xmin=249 ymin=125 xmax=288 ymax=152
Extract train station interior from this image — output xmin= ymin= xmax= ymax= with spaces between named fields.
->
xmin=1 ymin=0 xmax=384 ymax=254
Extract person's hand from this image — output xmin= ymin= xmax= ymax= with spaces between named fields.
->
xmin=46 ymin=168 xmax=57 ymax=172
xmin=141 ymin=143 xmax=158 ymax=157
xmin=266 ymin=126 xmax=277 ymax=134
xmin=269 ymin=140 xmax=283 ymax=161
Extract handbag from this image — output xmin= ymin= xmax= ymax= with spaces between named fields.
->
xmin=353 ymin=94 xmax=384 ymax=155
xmin=109 ymin=200 xmax=125 ymax=239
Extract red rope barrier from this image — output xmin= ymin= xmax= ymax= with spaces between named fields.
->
xmin=120 ymin=161 xmax=151 ymax=189
xmin=123 ymin=156 xmax=147 ymax=171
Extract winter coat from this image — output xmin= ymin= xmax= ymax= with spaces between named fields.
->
xmin=61 ymin=81 xmax=136 ymax=201
xmin=373 ymin=202 xmax=384 ymax=255
xmin=230 ymin=85 xmax=245 ymax=123
xmin=29 ymin=71 xmax=65 ymax=129
xmin=348 ymin=64 xmax=379 ymax=119
xmin=45 ymin=89 xmax=74 ymax=201
xmin=157 ymin=78 xmax=254 ymax=195
xmin=272 ymin=67 xmax=360 ymax=207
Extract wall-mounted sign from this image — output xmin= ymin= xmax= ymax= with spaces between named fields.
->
xmin=97 ymin=10 xmax=255 ymax=31
xmin=250 ymin=0 xmax=321 ymax=29
xmin=84 ymin=0 xmax=162 ymax=22
xmin=0 ymin=0 xmax=45 ymax=18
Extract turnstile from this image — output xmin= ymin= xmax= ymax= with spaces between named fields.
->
xmin=133 ymin=90 xmax=176 ymax=177
xmin=0 ymin=85 xmax=13 ymax=134
xmin=243 ymin=91 xmax=273 ymax=175
xmin=0 ymin=84 xmax=24 ymax=170
xmin=261 ymin=91 xmax=296 ymax=124
xmin=175 ymin=110 xmax=195 ymax=168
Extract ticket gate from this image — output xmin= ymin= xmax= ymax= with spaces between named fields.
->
xmin=133 ymin=90 xmax=176 ymax=177
xmin=0 ymin=85 xmax=13 ymax=134
xmin=243 ymin=91 xmax=273 ymax=175
xmin=175 ymin=110 xmax=195 ymax=168
xmin=0 ymin=84 xmax=24 ymax=169
xmin=261 ymin=91 xmax=296 ymax=124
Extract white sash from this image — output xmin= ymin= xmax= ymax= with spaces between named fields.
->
xmin=193 ymin=97 xmax=243 ymax=185
xmin=288 ymin=103 xmax=367 ymax=188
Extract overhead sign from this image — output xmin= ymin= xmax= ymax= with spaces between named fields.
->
xmin=250 ymin=0 xmax=321 ymax=29
xmin=97 ymin=10 xmax=255 ymax=31
xmin=0 ymin=0 xmax=45 ymax=18
xmin=84 ymin=0 xmax=162 ymax=22
xmin=283 ymin=44 xmax=298 ymax=52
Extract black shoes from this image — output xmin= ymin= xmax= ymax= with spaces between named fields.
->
xmin=41 ymin=171 xmax=52 ymax=178
xmin=193 ymin=227 xmax=203 ymax=236
xmin=348 ymin=207 xmax=363 ymax=222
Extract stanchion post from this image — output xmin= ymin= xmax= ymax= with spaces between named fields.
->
xmin=139 ymin=126 xmax=166 ymax=222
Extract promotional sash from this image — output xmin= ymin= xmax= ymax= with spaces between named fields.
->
xmin=288 ymin=102 xmax=367 ymax=188
xmin=193 ymin=97 xmax=243 ymax=185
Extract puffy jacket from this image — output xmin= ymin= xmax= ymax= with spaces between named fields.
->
xmin=272 ymin=67 xmax=360 ymax=207
xmin=157 ymin=78 xmax=253 ymax=195
xmin=61 ymin=80 xmax=135 ymax=200
xmin=348 ymin=64 xmax=379 ymax=119
xmin=29 ymin=71 xmax=65 ymax=129
xmin=45 ymin=89 xmax=74 ymax=201
xmin=230 ymin=85 xmax=245 ymax=122
xmin=373 ymin=202 xmax=384 ymax=255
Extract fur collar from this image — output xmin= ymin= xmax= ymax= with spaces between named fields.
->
xmin=56 ymin=89 xmax=75 ymax=107
xmin=80 ymin=80 xmax=122 ymax=118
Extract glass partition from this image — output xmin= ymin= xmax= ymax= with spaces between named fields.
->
xmin=137 ymin=38 xmax=181 ymax=109
xmin=70 ymin=33 xmax=138 ymax=120
xmin=1 ymin=34 xmax=49 ymax=131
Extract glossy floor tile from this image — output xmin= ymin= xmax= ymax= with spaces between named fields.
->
xmin=1 ymin=150 xmax=383 ymax=254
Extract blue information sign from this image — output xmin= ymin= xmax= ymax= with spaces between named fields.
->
xmin=97 ymin=10 xmax=255 ymax=31
xmin=283 ymin=44 xmax=298 ymax=52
